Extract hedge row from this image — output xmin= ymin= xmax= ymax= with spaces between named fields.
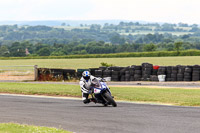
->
xmin=1 ymin=50 xmax=200 ymax=59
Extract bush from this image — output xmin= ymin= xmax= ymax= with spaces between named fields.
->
xmin=100 ymin=62 xmax=115 ymax=67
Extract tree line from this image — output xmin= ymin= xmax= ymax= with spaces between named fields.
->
xmin=0 ymin=40 xmax=195 ymax=57
xmin=0 ymin=22 xmax=200 ymax=57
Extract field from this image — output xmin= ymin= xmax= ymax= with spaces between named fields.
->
xmin=55 ymin=25 xmax=193 ymax=36
xmin=1 ymin=56 xmax=200 ymax=69
xmin=120 ymin=31 xmax=193 ymax=36
xmin=1 ymin=83 xmax=200 ymax=106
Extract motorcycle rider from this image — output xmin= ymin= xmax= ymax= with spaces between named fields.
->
xmin=79 ymin=71 xmax=99 ymax=104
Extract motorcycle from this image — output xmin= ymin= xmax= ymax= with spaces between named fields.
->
xmin=89 ymin=78 xmax=117 ymax=107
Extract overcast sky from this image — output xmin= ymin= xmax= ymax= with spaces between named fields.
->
xmin=0 ymin=0 xmax=199 ymax=24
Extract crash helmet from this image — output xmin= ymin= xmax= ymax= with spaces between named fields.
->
xmin=82 ymin=71 xmax=91 ymax=81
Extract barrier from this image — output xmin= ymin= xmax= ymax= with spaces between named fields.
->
xmin=0 ymin=65 xmax=36 ymax=81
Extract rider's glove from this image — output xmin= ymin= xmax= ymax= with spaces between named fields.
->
xmin=101 ymin=78 xmax=106 ymax=82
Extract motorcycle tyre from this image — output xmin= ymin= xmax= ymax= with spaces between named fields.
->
xmin=103 ymin=91 xmax=117 ymax=107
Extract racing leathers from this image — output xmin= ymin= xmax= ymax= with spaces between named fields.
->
xmin=79 ymin=75 xmax=97 ymax=104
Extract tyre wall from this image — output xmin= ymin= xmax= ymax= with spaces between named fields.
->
xmin=37 ymin=63 xmax=200 ymax=82
xmin=91 ymin=63 xmax=200 ymax=82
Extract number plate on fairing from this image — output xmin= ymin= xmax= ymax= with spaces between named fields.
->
xmin=94 ymin=88 xmax=101 ymax=94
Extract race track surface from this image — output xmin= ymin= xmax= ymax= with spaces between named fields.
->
xmin=0 ymin=95 xmax=200 ymax=133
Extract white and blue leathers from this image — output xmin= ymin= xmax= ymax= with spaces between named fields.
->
xmin=79 ymin=75 xmax=96 ymax=103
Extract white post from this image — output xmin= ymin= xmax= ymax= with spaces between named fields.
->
xmin=34 ymin=65 xmax=38 ymax=81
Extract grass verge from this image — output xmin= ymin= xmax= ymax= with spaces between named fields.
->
xmin=0 ymin=123 xmax=71 ymax=133
xmin=0 ymin=83 xmax=200 ymax=106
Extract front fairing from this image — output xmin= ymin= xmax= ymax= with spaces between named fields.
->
xmin=92 ymin=81 xmax=107 ymax=94
xmin=93 ymin=84 xmax=106 ymax=94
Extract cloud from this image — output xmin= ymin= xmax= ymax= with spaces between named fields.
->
xmin=0 ymin=0 xmax=93 ymax=20
xmin=0 ymin=0 xmax=199 ymax=23
xmin=87 ymin=0 xmax=200 ymax=24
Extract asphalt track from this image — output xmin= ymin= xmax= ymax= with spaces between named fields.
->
xmin=1 ymin=94 xmax=200 ymax=133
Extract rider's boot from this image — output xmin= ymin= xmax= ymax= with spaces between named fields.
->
xmin=83 ymin=99 xmax=91 ymax=104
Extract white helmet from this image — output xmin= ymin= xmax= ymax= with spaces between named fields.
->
xmin=82 ymin=71 xmax=91 ymax=80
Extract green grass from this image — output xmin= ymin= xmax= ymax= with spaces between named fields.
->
xmin=1 ymin=56 xmax=200 ymax=69
xmin=0 ymin=123 xmax=71 ymax=133
xmin=0 ymin=83 xmax=81 ymax=97
xmin=112 ymin=86 xmax=200 ymax=106
xmin=1 ymin=83 xmax=200 ymax=106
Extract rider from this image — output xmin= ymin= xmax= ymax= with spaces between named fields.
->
xmin=79 ymin=71 xmax=99 ymax=104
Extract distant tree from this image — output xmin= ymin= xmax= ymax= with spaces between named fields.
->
xmin=9 ymin=42 xmax=26 ymax=57
xmin=37 ymin=47 xmax=51 ymax=56
xmin=128 ymin=22 xmax=134 ymax=26
xmin=174 ymin=42 xmax=183 ymax=55
xmin=110 ymin=35 xmax=126 ymax=45
xmin=0 ymin=45 xmax=9 ymax=56
xmin=191 ymin=24 xmax=198 ymax=28
xmin=125 ymin=28 xmax=129 ymax=33
xmin=181 ymin=35 xmax=190 ymax=39
xmin=135 ymin=22 xmax=140 ymax=26
xmin=161 ymin=23 xmax=175 ymax=31
xmin=90 ymin=24 xmax=101 ymax=31
xmin=178 ymin=22 xmax=188 ymax=27
xmin=104 ymin=23 xmax=109 ymax=27
xmin=119 ymin=21 xmax=125 ymax=26
xmin=143 ymin=43 xmax=157 ymax=52
xmin=166 ymin=43 xmax=174 ymax=51
xmin=190 ymin=27 xmax=199 ymax=32
xmin=61 ymin=23 xmax=66 ymax=26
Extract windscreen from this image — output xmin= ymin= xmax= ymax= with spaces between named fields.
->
xmin=91 ymin=78 xmax=101 ymax=88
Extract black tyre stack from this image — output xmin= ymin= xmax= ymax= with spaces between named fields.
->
xmin=108 ymin=66 xmax=121 ymax=81
xmin=125 ymin=70 xmax=130 ymax=81
xmin=76 ymin=63 xmax=200 ymax=82
xmin=103 ymin=69 xmax=112 ymax=78
xmin=184 ymin=66 xmax=192 ymax=81
xmin=133 ymin=65 xmax=142 ymax=81
xmin=177 ymin=66 xmax=185 ymax=81
xmin=119 ymin=67 xmax=127 ymax=81
xmin=99 ymin=66 xmax=107 ymax=71
xmin=111 ymin=71 xmax=119 ymax=81
xmin=95 ymin=70 xmax=103 ymax=78
xmin=171 ymin=66 xmax=178 ymax=81
xmin=89 ymin=68 xmax=99 ymax=76
xmin=166 ymin=66 xmax=172 ymax=81
xmin=141 ymin=63 xmax=153 ymax=81
xmin=192 ymin=65 xmax=200 ymax=81
xmin=157 ymin=66 xmax=166 ymax=75
xmin=129 ymin=67 xmax=135 ymax=81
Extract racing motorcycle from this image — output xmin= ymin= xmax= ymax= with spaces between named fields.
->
xmin=89 ymin=78 xmax=117 ymax=107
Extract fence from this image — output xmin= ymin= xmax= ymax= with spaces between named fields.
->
xmin=0 ymin=65 xmax=37 ymax=81
xmin=37 ymin=68 xmax=76 ymax=81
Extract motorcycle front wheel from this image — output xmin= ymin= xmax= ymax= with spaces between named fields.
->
xmin=102 ymin=91 xmax=117 ymax=107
